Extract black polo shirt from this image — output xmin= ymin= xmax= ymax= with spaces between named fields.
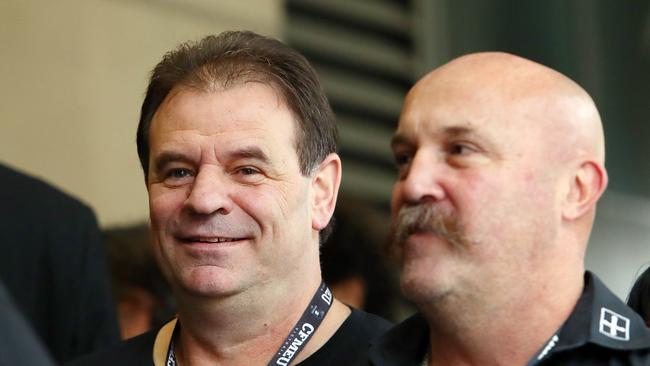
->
xmin=367 ymin=272 xmax=650 ymax=365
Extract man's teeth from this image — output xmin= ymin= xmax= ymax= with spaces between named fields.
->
xmin=192 ymin=237 xmax=237 ymax=243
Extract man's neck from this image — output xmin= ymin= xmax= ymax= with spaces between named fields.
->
xmin=421 ymin=268 xmax=584 ymax=366
xmin=173 ymin=272 xmax=349 ymax=366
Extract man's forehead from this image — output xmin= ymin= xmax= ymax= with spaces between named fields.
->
xmin=396 ymin=71 xmax=551 ymax=144
xmin=152 ymin=84 xmax=294 ymax=132
xmin=397 ymin=79 xmax=499 ymax=134
xmin=162 ymin=82 xmax=286 ymax=113
xmin=393 ymin=89 xmax=543 ymax=154
xmin=392 ymin=118 xmax=485 ymax=147
xmin=148 ymin=83 xmax=300 ymax=162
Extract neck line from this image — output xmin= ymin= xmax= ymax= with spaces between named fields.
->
xmin=173 ymin=274 xmax=324 ymax=365
xmin=421 ymin=272 xmax=584 ymax=366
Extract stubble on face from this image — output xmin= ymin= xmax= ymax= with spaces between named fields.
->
xmin=389 ymin=203 xmax=478 ymax=305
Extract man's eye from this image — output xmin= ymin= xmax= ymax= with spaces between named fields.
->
xmin=449 ymin=143 xmax=476 ymax=155
xmin=393 ymin=153 xmax=412 ymax=167
xmin=239 ymin=167 xmax=259 ymax=175
xmin=160 ymin=168 xmax=194 ymax=186
xmin=167 ymin=168 xmax=192 ymax=179
xmin=234 ymin=166 xmax=264 ymax=184
xmin=393 ymin=153 xmax=413 ymax=179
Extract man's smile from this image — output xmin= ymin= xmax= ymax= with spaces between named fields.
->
xmin=178 ymin=236 xmax=246 ymax=244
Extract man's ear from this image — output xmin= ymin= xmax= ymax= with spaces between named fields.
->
xmin=311 ymin=153 xmax=342 ymax=231
xmin=562 ymin=160 xmax=608 ymax=220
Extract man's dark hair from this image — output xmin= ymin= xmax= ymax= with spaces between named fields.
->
xmin=136 ymin=30 xmax=337 ymax=178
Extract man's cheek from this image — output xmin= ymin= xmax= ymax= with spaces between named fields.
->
xmin=149 ymin=189 xmax=182 ymax=219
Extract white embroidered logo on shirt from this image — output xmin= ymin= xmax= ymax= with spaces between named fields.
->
xmin=599 ymin=307 xmax=630 ymax=341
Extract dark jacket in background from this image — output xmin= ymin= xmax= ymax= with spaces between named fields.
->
xmin=0 ymin=280 xmax=55 ymax=366
xmin=0 ymin=163 xmax=120 ymax=363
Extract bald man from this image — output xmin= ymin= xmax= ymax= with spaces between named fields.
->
xmin=366 ymin=53 xmax=650 ymax=365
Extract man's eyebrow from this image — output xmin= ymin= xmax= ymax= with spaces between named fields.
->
xmin=227 ymin=146 xmax=271 ymax=164
xmin=391 ymin=133 xmax=412 ymax=149
xmin=444 ymin=125 xmax=474 ymax=137
xmin=153 ymin=152 xmax=194 ymax=173
xmin=391 ymin=125 xmax=478 ymax=149
xmin=152 ymin=147 xmax=271 ymax=173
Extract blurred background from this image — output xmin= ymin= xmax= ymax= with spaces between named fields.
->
xmin=0 ymin=0 xmax=648 ymax=318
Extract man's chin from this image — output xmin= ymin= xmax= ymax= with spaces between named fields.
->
xmin=176 ymin=268 xmax=246 ymax=299
xmin=178 ymin=281 xmax=242 ymax=299
xmin=400 ymin=272 xmax=453 ymax=305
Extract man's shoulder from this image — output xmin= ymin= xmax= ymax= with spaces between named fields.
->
xmin=545 ymin=343 xmax=650 ymax=365
xmin=65 ymin=330 xmax=157 ymax=366
xmin=536 ymin=272 xmax=650 ymax=365
xmin=300 ymin=308 xmax=392 ymax=365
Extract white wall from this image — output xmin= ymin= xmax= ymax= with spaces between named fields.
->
xmin=0 ymin=0 xmax=282 ymax=227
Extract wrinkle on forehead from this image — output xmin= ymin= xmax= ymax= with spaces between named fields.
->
xmin=153 ymin=83 xmax=290 ymax=136
xmin=406 ymin=52 xmax=605 ymax=165
xmin=149 ymin=83 xmax=299 ymax=173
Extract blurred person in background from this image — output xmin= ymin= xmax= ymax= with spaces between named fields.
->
xmin=0 ymin=163 xmax=119 ymax=363
xmin=628 ymin=266 xmax=650 ymax=326
xmin=321 ymin=194 xmax=400 ymax=321
xmin=104 ymin=224 xmax=176 ymax=339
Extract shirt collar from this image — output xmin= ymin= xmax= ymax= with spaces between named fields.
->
xmin=533 ymin=271 xmax=650 ymax=363
xmin=369 ymin=272 xmax=650 ymax=365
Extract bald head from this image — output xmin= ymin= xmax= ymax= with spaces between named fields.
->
xmin=409 ymin=52 xmax=605 ymax=166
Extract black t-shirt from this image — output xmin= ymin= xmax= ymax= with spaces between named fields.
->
xmin=299 ymin=309 xmax=392 ymax=365
xmin=66 ymin=308 xmax=391 ymax=366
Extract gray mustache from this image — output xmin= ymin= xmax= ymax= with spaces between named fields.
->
xmin=391 ymin=204 xmax=466 ymax=249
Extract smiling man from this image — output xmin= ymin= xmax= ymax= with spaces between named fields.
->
xmin=366 ymin=53 xmax=650 ymax=365
xmin=68 ymin=31 xmax=390 ymax=366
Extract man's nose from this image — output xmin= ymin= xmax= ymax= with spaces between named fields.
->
xmin=184 ymin=168 xmax=232 ymax=215
xmin=398 ymin=152 xmax=447 ymax=205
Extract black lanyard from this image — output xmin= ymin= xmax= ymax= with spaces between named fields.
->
xmin=166 ymin=282 xmax=333 ymax=366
